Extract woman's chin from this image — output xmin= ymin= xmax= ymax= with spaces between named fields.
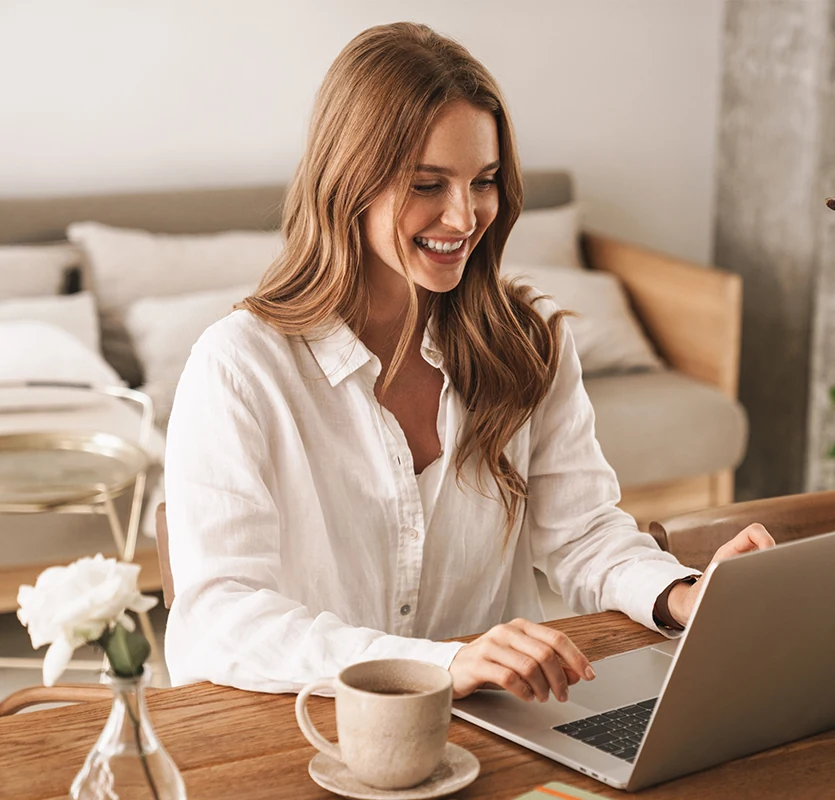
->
xmin=414 ymin=270 xmax=465 ymax=294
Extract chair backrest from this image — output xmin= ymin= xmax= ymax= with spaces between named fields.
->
xmin=155 ymin=502 xmax=174 ymax=609
xmin=0 ymin=684 xmax=111 ymax=716
xmin=649 ymin=490 xmax=835 ymax=571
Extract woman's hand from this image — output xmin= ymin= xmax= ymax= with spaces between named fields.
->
xmin=448 ymin=618 xmax=596 ymax=703
xmin=667 ymin=523 xmax=777 ymax=626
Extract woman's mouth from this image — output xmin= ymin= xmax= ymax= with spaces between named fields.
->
xmin=413 ymin=236 xmax=468 ymax=264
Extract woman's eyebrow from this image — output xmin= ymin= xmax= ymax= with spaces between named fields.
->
xmin=415 ymin=160 xmax=501 ymax=176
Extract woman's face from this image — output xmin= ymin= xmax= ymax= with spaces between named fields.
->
xmin=361 ymin=100 xmax=501 ymax=298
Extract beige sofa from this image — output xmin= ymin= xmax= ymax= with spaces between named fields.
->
xmin=582 ymin=232 xmax=745 ymax=526
xmin=0 ymin=170 xmax=746 ymax=609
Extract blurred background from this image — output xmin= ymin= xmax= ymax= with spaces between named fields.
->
xmin=1 ymin=0 xmax=834 ymax=693
xmin=4 ymin=0 xmax=834 ymax=498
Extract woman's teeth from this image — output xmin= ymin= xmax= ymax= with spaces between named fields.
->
xmin=414 ymin=236 xmax=465 ymax=254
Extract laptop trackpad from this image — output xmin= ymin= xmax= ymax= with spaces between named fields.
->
xmin=566 ymin=645 xmax=673 ymax=713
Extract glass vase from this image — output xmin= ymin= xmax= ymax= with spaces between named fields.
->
xmin=70 ymin=667 xmax=187 ymax=800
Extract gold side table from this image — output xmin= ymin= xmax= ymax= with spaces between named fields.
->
xmin=0 ymin=382 xmax=164 ymax=682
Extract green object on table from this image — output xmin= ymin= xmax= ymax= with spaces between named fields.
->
xmin=513 ymin=780 xmax=610 ymax=800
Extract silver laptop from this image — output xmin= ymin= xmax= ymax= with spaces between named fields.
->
xmin=453 ymin=531 xmax=835 ymax=792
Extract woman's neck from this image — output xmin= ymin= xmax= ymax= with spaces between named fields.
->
xmin=360 ymin=266 xmax=430 ymax=366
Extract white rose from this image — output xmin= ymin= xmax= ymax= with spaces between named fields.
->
xmin=17 ymin=554 xmax=158 ymax=686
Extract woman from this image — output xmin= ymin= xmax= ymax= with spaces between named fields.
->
xmin=164 ymin=22 xmax=773 ymax=703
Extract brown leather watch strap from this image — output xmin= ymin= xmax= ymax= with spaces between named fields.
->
xmin=652 ymin=575 xmax=700 ymax=631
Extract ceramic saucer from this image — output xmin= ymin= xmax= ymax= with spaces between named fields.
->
xmin=308 ymin=741 xmax=480 ymax=799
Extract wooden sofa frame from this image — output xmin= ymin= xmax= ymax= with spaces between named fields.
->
xmin=583 ymin=232 xmax=742 ymax=528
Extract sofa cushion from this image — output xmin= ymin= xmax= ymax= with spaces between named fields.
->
xmin=503 ymin=263 xmax=663 ymax=376
xmin=0 ymin=242 xmax=82 ymax=300
xmin=585 ymin=369 xmax=748 ymax=488
xmin=503 ymin=203 xmax=584 ymax=269
xmin=66 ymin=222 xmax=284 ymax=386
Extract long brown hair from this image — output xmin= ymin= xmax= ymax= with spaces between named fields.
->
xmin=242 ymin=22 xmax=567 ymax=539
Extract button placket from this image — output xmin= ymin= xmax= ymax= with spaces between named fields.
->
xmin=368 ymin=394 xmax=425 ymax=636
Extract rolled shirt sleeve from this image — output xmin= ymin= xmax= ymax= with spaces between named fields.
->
xmin=527 ymin=309 xmax=699 ymax=634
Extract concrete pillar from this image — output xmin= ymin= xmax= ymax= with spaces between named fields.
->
xmin=713 ymin=0 xmax=834 ymax=499
xmin=806 ymin=7 xmax=835 ymax=492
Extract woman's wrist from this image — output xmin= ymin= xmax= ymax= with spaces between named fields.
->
xmin=653 ymin=575 xmax=700 ymax=630
xmin=666 ymin=579 xmax=697 ymax=627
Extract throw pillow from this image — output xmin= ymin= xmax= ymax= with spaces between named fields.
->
xmin=125 ymin=284 xmax=252 ymax=427
xmin=0 ymin=321 xmax=123 ymax=411
xmin=502 ymin=263 xmax=663 ymax=376
xmin=503 ymin=203 xmax=584 ymax=269
xmin=0 ymin=242 xmax=82 ymax=300
xmin=66 ymin=222 xmax=284 ymax=386
xmin=0 ymin=291 xmax=100 ymax=353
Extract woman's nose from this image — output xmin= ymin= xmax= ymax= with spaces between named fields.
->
xmin=440 ymin=190 xmax=477 ymax=233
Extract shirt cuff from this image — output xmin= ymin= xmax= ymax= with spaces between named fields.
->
xmin=362 ymin=634 xmax=466 ymax=671
xmin=610 ymin=558 xmax=703 ymax=636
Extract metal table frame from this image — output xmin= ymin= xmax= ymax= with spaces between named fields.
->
xmin=0 ymin=381 xmax=163 ymax=680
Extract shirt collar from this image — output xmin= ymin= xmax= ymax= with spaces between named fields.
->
xmin=419 ymin=316 xmax=444 ymax=370
xmin=304 ymin=318 xmax=376 ymax=387
xmin=304 ymin=316 xmax=446 ymax=387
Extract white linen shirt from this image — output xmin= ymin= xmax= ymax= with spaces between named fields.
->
xmin=164 ymin=306 xmax=696 ymax=692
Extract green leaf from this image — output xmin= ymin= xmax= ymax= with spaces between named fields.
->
xmin=828 ymin=444 xmax=835 ymax=460
xmin=102 ymin=622 xmax=150 ymax=678
xmin=830 ymin=385 xmax=835 ymax=407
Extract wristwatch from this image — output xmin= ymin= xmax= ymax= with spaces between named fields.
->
xmin=652 ymin=575 xmax=700 ymax=631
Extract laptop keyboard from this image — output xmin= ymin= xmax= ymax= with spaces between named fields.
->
xmin=552 ymin=697 xmax=658 ymax=763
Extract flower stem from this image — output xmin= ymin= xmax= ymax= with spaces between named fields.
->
xmin=124 ymin=684 xmax=161 ymax=800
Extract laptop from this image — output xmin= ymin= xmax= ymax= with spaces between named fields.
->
xmin=453 ymin=531 xmax=835 ymax=791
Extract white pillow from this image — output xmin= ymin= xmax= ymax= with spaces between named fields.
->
xmin=67 ymin=222 xmax=284 ymax=386
xmin=0 ymin=291 xmax=100 ymax=353
xmin=503 ymin=203 xmax=584 ymax=269
xmin=125 ymin=284 xmax=252 ymax=426
xmin=0 ymin=321 xmax=123 ymax=411
xmin=503 ymin=263 xmax=663 ymax=376
xmin=0 ymin=242 xmax=82 ymax=300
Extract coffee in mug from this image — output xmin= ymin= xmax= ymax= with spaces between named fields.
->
xmin=295 ymin=658 xmax=453 ymax=790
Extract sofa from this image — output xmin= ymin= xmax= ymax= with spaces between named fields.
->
xmin=0 ymin=170 xmax=747 ymax=609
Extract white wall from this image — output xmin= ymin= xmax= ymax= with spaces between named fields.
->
xmin=0 ymin=0 xmax=725 ymax=263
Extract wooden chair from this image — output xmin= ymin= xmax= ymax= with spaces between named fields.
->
xmin=648 ymin=490 xmax=835 ymax=571
xmin=155 ymin=502 xmax=174 ymax=609
xmin=0 ymin=683 xmax=111 ymax=716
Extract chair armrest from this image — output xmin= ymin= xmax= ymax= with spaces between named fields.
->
xmin=0 ymin=684 xmax=112 ymax=716
xmin=582 ymin=232 xmax=742 ymax=399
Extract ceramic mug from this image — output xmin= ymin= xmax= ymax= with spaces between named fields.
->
xmin=295 ymin=658 xmax=453 ymax=790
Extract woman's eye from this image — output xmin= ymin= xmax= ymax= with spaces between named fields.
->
xmin=473 ymin=178 xmax=497 ymax=191
xmin=412 ymin=184 xmax=441 ymax=194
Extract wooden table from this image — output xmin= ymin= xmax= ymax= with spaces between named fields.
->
xmin=2 ymin=612 xmax=833 ymax=799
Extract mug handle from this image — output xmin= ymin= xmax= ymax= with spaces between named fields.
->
xmin=295 ymin=679 xmax=342 ymax=762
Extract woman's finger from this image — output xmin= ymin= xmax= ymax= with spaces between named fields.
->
xmin=502 ymin=628 xmax=571 ymax=702
xmin=714 ymin=523 xmax=777 ymax=562
xmin=475 ymin=658 xmax=538 ymax=703
xmin=512 ymin=619 xmax=595 ymax=683
xmin=564 ymin=666 xmax=583 ymax=686
xmin=481 ymin=641 xmax=553 ymax=703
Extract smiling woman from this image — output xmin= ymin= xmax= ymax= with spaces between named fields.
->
xmin=363 ymin=106 xmax=500 ymax=297
xmin=163 ymin=21 xmax=774 ymax=707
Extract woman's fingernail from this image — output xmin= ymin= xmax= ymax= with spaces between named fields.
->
xmin=559 ymin=690 xmax=568 ymax=702
xmin=584 ymin=666 xmax=596 ymax=681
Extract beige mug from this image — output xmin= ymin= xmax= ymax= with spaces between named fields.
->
xmin=295 ymin=658 xmax=453 ymax=790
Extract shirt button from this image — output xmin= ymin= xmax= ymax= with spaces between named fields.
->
xmin=408 ymin=528 xmax=420 ymax=541
xmin=400 ymin=604 xmax=411 ymax=616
